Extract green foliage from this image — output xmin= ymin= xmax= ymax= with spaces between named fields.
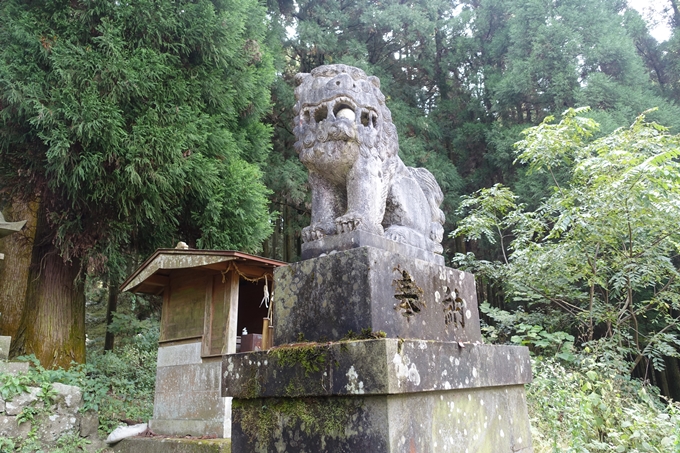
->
xmin=478 ymin=302 xmax=575 ymax=362
xmin=0 ymin=0 xmax=276 ymax=274
xmin=528 ymin=357 xmax=680 ymax=452
xmin=0 ymin=372 xmax=30 ymax=400
xmin=12 ymin=322 xmax=158 ymax=436
xmin=51 ymin=433 xmax=92 ymax=453
xmin=83 ymin=342 xmax=157 ymax=433
xmin=0 ymin=437 xmax=15 ymax=453
xmin=16 ymin=406 xmax=41 ymax=425
xmin=454 ymin=110 xmax=680 ymax=376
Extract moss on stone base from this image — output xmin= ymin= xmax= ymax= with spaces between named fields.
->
xmin=232 ymin=396 xmax=363 ymax=449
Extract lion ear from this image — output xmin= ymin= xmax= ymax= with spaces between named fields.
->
xmin=368 ymin=76 xmax=380 ymax=89
xmin=295 ymin=73 xmax=310 ymax=87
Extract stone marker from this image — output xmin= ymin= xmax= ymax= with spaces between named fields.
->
xmin=0 ymin=336 xmax=10 ymax=360
xmin=222 ymin=64 xmax=534 ymax=452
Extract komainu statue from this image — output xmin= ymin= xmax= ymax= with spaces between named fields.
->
xmin=293 ymin=64 xmax=445 ymax=254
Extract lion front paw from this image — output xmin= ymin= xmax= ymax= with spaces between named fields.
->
xmin=302 ymin=225 xmax=328 ymax=243
xmin=335 ymin=213 xmax=384 ymax=236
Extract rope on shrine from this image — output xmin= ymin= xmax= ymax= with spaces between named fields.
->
xmin=220 ymin=261 xmax=273 ymax=284
xmin=220 ymin=261 xmax=275 ymax=323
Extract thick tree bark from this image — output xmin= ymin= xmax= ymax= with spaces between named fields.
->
xmin=0 ymin=200 xmax=37 ymax=339
xmin=10 ymin=203 xmax=85 ymax=369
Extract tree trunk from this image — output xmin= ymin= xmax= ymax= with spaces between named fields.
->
xmin=103 ymin=273 xmax=119 ymax=351
xmin=0 ymin=200 xmax=38 ymax=339
xmin=657 ymin=366 xmax=671 ymax=398
xmin=10 ymin=203 xmax=85 ymax=369
xmin=665 ymin=356 xmax=680 ymax=401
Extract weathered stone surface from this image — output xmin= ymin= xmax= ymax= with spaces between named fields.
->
xmin=224 ymin=338 xmax=533 ymax=452
xmin=273 ymin=247 xmax=481 ymax=345
xmin=0 ymin=381 xmax=104 ymax=452
xmin=301 ymin=229 xmax=444 ymax=265
xmin=5 ymin=386 xmax=41 ymax=415
xmin=52 ymin=382 xmax=83 ymax=412
xmin=148 ymin=419 xmax=227 ymax=439
xmin=37 ymin=412 xmax=80 ymax=443
xmin=231 ymin=386 xmax=532 ymax=453
xmin=0 ymin=336 xmax=10 ymax=360
xmin=156 ymin=341 xmax=203 ymax=367
xmin=0 ymin=415 xmax=31 ymax=438
xmin=80 ymin=411 xmax=100 ymax=438
xmin=223 ymin=340 xmax=531 ymax=398
xmin=0 ymin=361 xmax=29 ymax=375
xmin=151 ymin=343 xmax=229 ymax=438
xmin=112 ymin=437 xmax=231 ymax=453
xmin=293 ymin=64 xmax=446 ymax=258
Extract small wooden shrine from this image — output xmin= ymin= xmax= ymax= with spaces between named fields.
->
xmin=121 ymin=246 xmax=285 ymax=438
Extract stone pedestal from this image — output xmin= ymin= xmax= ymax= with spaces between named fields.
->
xmin=274 ymin=247 xmax=480 ymax=345
xmin=223 ymin=246 xmax=534 ymax=452
xmin=223 ymin=339 xmax=532 ymax=452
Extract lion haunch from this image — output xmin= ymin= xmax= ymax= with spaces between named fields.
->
xmin=293 ymin=64 xmax=445 ymax=255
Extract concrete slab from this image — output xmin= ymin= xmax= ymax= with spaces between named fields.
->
xmin=157 ymin=342 xmax=203 ymax=367
xmin=152 ymin=358 xmax=228 ymax=437
xmin=112 ymin=437 xmax=230 ymax=453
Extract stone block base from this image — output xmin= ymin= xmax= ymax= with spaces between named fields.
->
xmin=232 ymin=387 xmax=531 ymax=453
xmin=273 ymin=246 xmax=481 ymax=345
xmin=223 ymin=339 xmax=533 ymax=452
xmin=151 ymin=342 xmax=229 ymax=438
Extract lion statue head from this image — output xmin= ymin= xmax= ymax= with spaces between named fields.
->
xmin=293 ymin=65 xmax=400 ymax=184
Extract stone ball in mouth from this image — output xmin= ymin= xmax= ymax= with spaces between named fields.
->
xmin=336 ymin=108 xmax=355 ymax=122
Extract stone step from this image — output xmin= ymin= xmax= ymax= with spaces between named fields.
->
xmin=112 ymin=437 xmax=231 ymax=453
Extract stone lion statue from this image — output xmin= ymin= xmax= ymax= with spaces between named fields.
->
xmin=293 ymin=64 xmax=445 ymax=255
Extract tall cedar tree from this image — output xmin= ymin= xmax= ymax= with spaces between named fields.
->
xmin=0 ymin=0 xmax=274 ymax=368
xmin=265 ymin=0 xmax=680 ymax=259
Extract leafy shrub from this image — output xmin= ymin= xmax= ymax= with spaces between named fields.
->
xmin=10 ymin=320 xmax=159 ymax=437
xmin=528 ymin=356 xmax=680 ymax=452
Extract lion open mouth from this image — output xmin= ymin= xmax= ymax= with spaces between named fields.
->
xmin=300 ymin=96 xmax=379 ymax=130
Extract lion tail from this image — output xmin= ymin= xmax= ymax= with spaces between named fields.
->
xmin=408 ymin=167 xmax=445 ymax=243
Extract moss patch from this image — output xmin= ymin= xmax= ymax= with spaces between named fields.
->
xmin=233 ymin=396 xmax=364 ymax=449
xmin=270 ymin=343 xmax=330 ymax=377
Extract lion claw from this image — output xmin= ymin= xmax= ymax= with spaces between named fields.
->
xmin=335 ymin=215 xmax=363 ymax=234
xmin=301 ymin=226 xmax=326 ymax=243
